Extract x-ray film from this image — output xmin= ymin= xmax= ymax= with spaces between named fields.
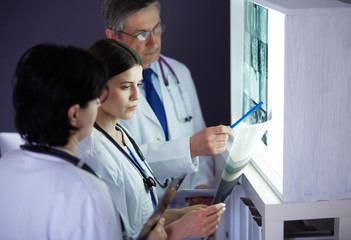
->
xmin=212 ymin=121 xmax=269 ymax=204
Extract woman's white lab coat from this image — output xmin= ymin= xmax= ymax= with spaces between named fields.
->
xmin=119 ymin=55 xmax=216 ymax=188
xmin=0 ymin=149 xmax=122 ymax=240
xmin=78 ymin=128 xmax=157 ymax=240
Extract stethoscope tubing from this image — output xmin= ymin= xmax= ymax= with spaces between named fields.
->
xmin=158 ymin=55 xmax=179 ymax=86
xmin=94 ymin=123 xmax=168 ymax=190
xmin=157 ymin=56 xmax=192 ymax=122
xmin=20 ymin=142 xmax=127 ymax=234
xmin=20 ymin=144 xmax=97 ymax=177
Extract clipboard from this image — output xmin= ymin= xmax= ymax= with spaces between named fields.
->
xmin=171 ymin=189 xmax=216 ymax=205
xmin=137 ymin=174 xmax=186 ymax=240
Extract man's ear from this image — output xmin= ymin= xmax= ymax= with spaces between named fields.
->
xmin=106 ymin=29 xmax=119 ymax=40
xmin=67 ymin=104 xmax=81 ymax=128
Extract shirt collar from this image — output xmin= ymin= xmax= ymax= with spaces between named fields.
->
xmin=149 ymin=61 xmax=158 ymax=78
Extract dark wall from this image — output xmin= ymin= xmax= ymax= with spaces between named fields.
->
xmin=0 ymin=1 xmax=230 ymax=132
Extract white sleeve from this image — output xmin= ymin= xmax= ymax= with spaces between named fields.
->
xmin=48 ymin=174 xmax=123 ymax=240
xmin=139 ymin=136 xmax=199 ymax=180
xmin=180 ymin=63 xmax=218 ymax=188
xmin=188 ymin=155 xmax=216 ymax=188
xmin=75 ymin=185 xmax=123 ymax=240
xmin=78 ymin=137 xmax=132 ymax=238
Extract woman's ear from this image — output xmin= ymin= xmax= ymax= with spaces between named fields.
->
xmin=67 ymin=104 xmax=81 ymax=128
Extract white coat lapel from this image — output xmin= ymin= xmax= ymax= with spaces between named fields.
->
xmin=137 ymin=94 xmax=160 ymax=125
xmin=157 ymin=58 xmax=176 ymax=139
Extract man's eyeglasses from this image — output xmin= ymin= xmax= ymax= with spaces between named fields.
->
xmin=118 ymin=23 xmax=166 ymax=42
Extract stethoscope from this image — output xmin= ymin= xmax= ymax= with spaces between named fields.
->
xmin=158 ymin=56 xmax=193 ymax=123
xmin=94 ymin=123 xmax=169 ymax=192
xmin=20 ymin=144 xmax=97 ymax=177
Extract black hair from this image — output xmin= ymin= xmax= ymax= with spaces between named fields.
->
xmin=88 ymin=39 xmax=142 ymax=79
xmin=13 ymin=43 xmax=108 ymax=146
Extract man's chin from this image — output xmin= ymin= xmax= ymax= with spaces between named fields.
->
xmin=141 ymin=52 xmax=160 ymax=68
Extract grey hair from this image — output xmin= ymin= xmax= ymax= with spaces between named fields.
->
xmin=102 ymin=0 xmax=161 ymax=35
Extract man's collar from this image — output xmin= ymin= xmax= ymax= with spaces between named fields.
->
xmin=149 ymin=61 xmax=158 ymax=77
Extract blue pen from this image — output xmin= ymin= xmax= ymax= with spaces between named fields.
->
xmin=230 ymin=101 xmax=263 ymax=129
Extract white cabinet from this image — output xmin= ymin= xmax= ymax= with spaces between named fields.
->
xmin=216 ymin=164 xmax=351 ymax=239
xmin=230 ymin=0 xmax=351 ymax=202
xmin=218 ymin=1 xmax=351 ymax=238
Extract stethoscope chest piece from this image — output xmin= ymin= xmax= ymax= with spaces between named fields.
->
xmin=143 ymin=176 xmax=156 ymax=191
xmin=166 ymin=73 xmax=177 ymax=86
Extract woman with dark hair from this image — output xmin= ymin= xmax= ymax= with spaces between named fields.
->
xmin=0 ymin=43 xmax=120 ymax=239
xmin=78 ymin=39 xmax=225 ymax=240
